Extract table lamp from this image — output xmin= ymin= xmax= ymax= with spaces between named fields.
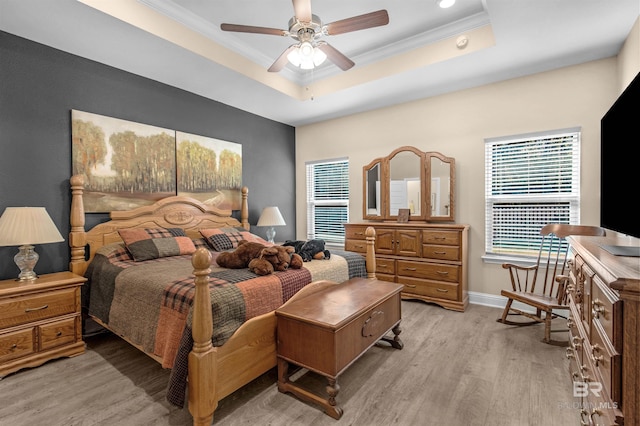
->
xmin=256 ymin=206 xmax=286 ymax=243
xmin=0 ymin=207 xmax=65 ymax=281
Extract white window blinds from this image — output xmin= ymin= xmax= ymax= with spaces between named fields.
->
xmin=484 ymin=128 xmax=581 ymax=257
xmin=306 ymin=158 xmax=349 ymax=245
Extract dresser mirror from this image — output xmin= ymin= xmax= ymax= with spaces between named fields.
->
xmin=362 ymin=146 xmax=455 ymax=222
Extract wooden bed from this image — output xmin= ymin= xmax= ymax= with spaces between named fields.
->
xmin=68 ymin=174 xmax=377 ymax=425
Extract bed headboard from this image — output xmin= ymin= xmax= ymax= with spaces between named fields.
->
xmin=69 ymin=174 xmax=250 ymax=276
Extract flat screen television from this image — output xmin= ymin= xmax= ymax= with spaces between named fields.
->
xmin=600 ymin=71 xmax=640 ymax=239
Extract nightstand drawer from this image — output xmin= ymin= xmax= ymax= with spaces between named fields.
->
xmin=39 ymin=317 xmax=77 ymax=351
xmin=0 ymin=288 xmax=77 ymax=328
xmin=0 ymin=328 xmax=35 ymax=363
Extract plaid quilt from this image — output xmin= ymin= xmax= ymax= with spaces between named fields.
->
xmin=83 ymin=241 xmax=367 ymax=407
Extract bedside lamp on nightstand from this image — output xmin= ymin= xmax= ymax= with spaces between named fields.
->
xmin=257 ymin=206 xmax=286 ymax=243
xmin=0 ymin=207 xmax=64 ymax=281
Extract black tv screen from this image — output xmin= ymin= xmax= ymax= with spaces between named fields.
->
xmin=600 ymin=71 xmax=640 ymax=238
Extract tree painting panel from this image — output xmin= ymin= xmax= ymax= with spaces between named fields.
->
xmin=72 ymin=110 xmax=176 ymax=212
xmin=176 ymin=131 xmax=242 ymax=211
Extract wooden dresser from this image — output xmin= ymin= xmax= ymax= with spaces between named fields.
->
xmin=344 ymin=222 xmax=469 ymax=312
xmin=565 ymin=232 xmax=639 ymax=426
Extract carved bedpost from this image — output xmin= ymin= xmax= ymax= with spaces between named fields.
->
xmin=240 ymin=186 xmax=249 ymax=230
xmin=189 ymin=248 xmax=218 ymax=426
xmin=69 ymin=175 xmax=88 ymax=276
xmin=365 ymin=226 xmax=376 ymax=279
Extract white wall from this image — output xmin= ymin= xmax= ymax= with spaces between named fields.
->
xmin=295 ymin=58 xmax=618 ymax=300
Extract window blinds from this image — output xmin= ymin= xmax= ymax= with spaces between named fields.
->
xmin=485 ymin=129 xmax=580 ymax=257
xmin=306 ymin=159 xmax=349 ymax=245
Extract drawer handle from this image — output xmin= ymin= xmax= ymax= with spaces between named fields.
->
xmin=355 ymin=232 xmax=363 ymax=236
xmin=403 ymin=267 xmax=417 ymax=271
xmin=405 ymin=284 xmax=416 ymax=288
xmin=56 ymin=331 xmax=63 ymax=337
xmin=436 ymin=271 xmax=449 ymax=276
xmin=590 ymin=409 xmax=603 ymax=422
xmin=572 ymin=335 xmax=583 ymax=345
xmin=378 ymin=263 xmax=389 ymax=267
xmin=25 ymin=304 xmax=48 ymax=312
xmin=565 ymin=348 xmax=574 ymax=359
xmin=591 ymin=298 xmax=605 ymax=318
xmin=355 ymin=245 xmax=364 ymax=249
xmin=434 ymin=237 xmax=446 ymax=241
xmin=432 ymin=251 xmax=446 ymax=255
xmin=579 ymin=410 xmax=590 ymax=425
xmin=591 ymin=344 xmax=604 ymax=367
xmin=10 ymin=343 xmax=17 ymax=350
xmin=436 ymin=288 xmax=448 ymax=293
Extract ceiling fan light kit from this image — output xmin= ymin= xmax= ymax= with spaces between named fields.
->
xmin=287 ymin=41 xmax=327 ymax=69
xmin=220 ymin=0 xmax=389 ymax=72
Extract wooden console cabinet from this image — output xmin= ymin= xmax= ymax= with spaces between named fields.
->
xmin=345 ymin=223 xmax=469 ymax=312
xmin=0 ymin=272 xmax=86 ymax=377
xmin=565 ymin=232 xmax=639 ymax=425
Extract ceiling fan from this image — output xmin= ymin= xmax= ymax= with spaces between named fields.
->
xmin=220 ymin=0 xmax=389 ymax=72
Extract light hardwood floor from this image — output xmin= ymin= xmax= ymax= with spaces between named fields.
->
xmin=0 ymin=302 xmax=578 ymax=426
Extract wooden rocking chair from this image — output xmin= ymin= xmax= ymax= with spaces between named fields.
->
xmin=497 ymin=224 xmax=606 ymax=344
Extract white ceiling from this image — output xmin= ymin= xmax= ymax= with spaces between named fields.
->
xmin=1 ymin=0 xmax=638 ymax=127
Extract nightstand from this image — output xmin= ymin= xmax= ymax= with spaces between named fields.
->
xmin=0 ymin=271 xmax=87 ymax=377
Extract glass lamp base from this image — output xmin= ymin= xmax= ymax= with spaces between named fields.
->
xmin=15 ymin=245 xmax=39 ymax=281
xmin=266 ymin=227 xmax=276 ymax=243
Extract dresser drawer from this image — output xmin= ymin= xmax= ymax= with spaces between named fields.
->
xmin=396 ymin=260 xmax=459 ymax=283
xmin=345 ymin=226 xmax=368 ymax=240
xmin=39 ymin=317 xmax=78 ymax=351
xmin=590 ymin=276 xmax=622 ymax=352
xmin=0 ymin=288 xmax=77 ymax=328
xmin=0 ymin=328 xmax=35 ymax=363
xmin=583 ymin=384 xmax=621 ymax=426
xmin=422 ymin=230 xmax=460 ymax=246
xmin=345 ymin=239 xmax=367 ymax=253
xmin=375 ymin=257 xmax=395 ymax=275
xmin=421 ymin=244 xmax=460 ymax=261
xmin=589 ymin=320 xmax=621 ymax=405
xmin=397 ymin=277 xmax=458 ymax=301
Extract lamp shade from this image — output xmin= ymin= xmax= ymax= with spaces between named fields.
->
xmin=256 ymin=206 xmax=286 ymax=227
xmin=0 ymin=207 xmax=64 ymax=246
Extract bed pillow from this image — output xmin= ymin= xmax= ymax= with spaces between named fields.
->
xmin=200 ymin=227 xmax=271 ymax=251
xmin=118 ymin=227 xmax=196 ymax=261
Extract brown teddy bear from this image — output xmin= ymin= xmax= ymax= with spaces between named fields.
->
xmin=216 ymin=240 xmax=303 ymax=276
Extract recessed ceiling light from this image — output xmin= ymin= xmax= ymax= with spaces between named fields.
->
xmin=438 ymin=0 xmax=456 ymax=8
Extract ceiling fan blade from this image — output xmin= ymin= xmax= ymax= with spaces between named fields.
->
xmin=268 ymin=45 xmax=297 ymax=72
xmin=292 ymin=0 xmax=312 ymax=22
xmin=317 ymin=43 xmax=355 ymax=71
xmin=220 ymin=23 xmax=287 ymax=36
xmin=325 ymin=10 xmax=389 ymax=36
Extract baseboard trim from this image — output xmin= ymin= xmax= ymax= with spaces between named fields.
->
xmin=468 ymin=291 xmax=567 ymax=317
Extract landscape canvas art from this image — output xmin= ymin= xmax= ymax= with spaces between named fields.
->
xmin=176 ymin=131 xmax=242 ymax=210
xmin=71 ymin=110 xmax=176 ymax=212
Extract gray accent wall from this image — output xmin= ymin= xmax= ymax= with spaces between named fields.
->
xmin=0 ymin=31 xmax=296 ymax=280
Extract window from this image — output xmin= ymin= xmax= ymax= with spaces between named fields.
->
xmin=484 ymin=128 xmax=580 ymax=260
xmin=306 ymin=158 xmax=349 ymax=246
